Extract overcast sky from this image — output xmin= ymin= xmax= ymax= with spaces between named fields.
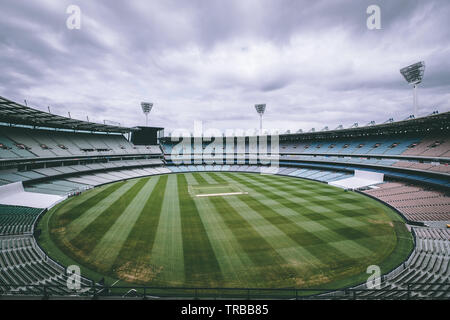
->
xmin=1 ymin=0 xmax=449 ymax=134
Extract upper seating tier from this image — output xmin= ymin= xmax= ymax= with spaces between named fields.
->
xmin=0 ymin=126 xmax=162 ymax=160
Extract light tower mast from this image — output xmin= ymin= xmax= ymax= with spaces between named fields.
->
xmin=255 ymin=104 xmax=266 ymax=134
xmin=400 ymin=61 xmax=425 ymax=117
xmin=141 ymin=102 xmax=153 ymax=127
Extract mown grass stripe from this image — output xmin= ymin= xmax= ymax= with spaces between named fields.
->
xmin=110 ymin=175 xmax=168 ymax=283
xmin=55 ymin=182 xmax=125 ymax=226
xmin=256 ymin=173 xmax=342 ymax=192
xmin=207 ymin=172 xmax=227 ymax=184
xmin=252 ymin=173 xmax=364 ymax=213
xmin=208 ymin=196 xmax=298 ymax=283
xmin=218 ymin=194 xmax=326 ymax=278
xmin=198 ymin=172 xmax=219 ymax=184
xmin=66 ymin=180 xmax=139 ymax=239
xmin=191 ymin=172 xmax=208 ymax=184
xmin=220 ymin=172 xmax=320 ymax=217
xmin=202 ymin=185 xmax=297 ymax=283
xmin=252 ymin=173 xmax=373 ymax=209
xmin=177 ymin=174 xmax=224 ymax=286
xmin=229 ymin=173 xmax=397 ymax=261
xmin=205 ymin=173 xmax=326 ymax=274
xmin=70 ymin=178 xmax=149 ymax=256
xmin=149 ymin=175 xmax=185 ymax=285
xmin=88 ymin=177 xmax=159 ymax=271
xmin=41 ymin=172 xmax=412 ymax=290
xmin=214 ymin=173 xmax=360 ymax=266
xmin=183 ymin=172 xmax=199 ymax=185
xmin=208 ymin=173 xmax=326 ymax=245
xmin=190 ymin=186 xmax=261 ymax=286
xmin=219 ymin=173 xmax=401 ymax=283
xmin=241 ymin=173 xmax=397 ymax=251
xmin=237 ymin=173 xmax=375 ymax=224
xmin=53 ymin=183 xmax=110 ymax=215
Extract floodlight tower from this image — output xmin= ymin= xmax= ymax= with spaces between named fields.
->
xmin=400 ymin=61 xmax=425 ymax=117
xmin=141 ymin=102 xmax=153 ymax=127
xmin=255 ymin=104 xmax=266 ymax=134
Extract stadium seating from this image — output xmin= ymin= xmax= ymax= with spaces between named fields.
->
xmin=0 ymin=106 xmax=449 ymax=298
xmin=402 ymin=137 xmax=450 ymax=157
xmin=1 ymin=164 xmax=446 ymax=298
xmin=0 ymin=158 xmax=165 ymax=192
xmin=280 ymin=135 xmax=448 ymax=158
xmin=0 ymin=126 xmax=162 ymax=159
xmin=364 ymin=182 xmax=450 ymax=222
xmin=0 ymin=204 xmax=97 ymax=296
xmin=164 ymin=164 xmax=353 ymax=183
xmin=352 ymin=227 xmax=449 ymax=299
xmin=0 ymin=205 xmax=42 ymax=235
xmin=162 ymin=132 xmax=449 ymax=187
xmin=0 ymin=235 xmax=94 ymax=295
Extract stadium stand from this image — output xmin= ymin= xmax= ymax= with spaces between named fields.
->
xmin=0 ymin=95 xmax=449 ymax=298
xmin=324 ymin=226 xmax=450 ymax=299
xmin=364 ymin=182 xmax=450 ymax=222
xmin=0 ymin=235 xmax=95 ymax=295
xmin=163 ymin=164 xmax=352 ymax=182
xmin=0 ymin=126 xmax=162 ymax=159
xmin=0 ymin=205 xmax=41 ymax=235
xmin=0 ymin=204 xmax=96 ymax=296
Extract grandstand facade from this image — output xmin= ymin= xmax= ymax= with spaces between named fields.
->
xmin=0 ymin=96 xmax=448 ymax=299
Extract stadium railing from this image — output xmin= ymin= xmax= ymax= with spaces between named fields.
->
xmin=0 ymin=283 xmax=448 ymax=300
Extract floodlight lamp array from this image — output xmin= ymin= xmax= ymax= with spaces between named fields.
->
xmin=141 ymin=102 xmax=153 ymax=114
xmin=400 ymin=61 xmax=425 ymax=85
xmin=255 ymin=104 xmax=266 ymax=115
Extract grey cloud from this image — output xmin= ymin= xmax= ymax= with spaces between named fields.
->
xmin=0 ymin=0 xmax=449 ymax=133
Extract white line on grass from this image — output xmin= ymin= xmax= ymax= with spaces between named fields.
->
xmin=111 ymin=279 xmax=120 ymax=287
xmin=196 ymin=192 xmax=248 ymax=197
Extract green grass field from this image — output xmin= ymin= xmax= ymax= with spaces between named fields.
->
xmin=38 ymin=171 xmax=413 ymax=290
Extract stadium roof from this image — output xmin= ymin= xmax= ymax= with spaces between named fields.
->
xmin=160 ymin=110 xmax=450 ymax=141
xmin=278 ymin=110 xmax=450 ymax=141
xmin=0 ymin=96 xmax=137 ymax=133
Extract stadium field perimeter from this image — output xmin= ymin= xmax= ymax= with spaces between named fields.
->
xmin=38 ymin=171 xmax=414 ymax=292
